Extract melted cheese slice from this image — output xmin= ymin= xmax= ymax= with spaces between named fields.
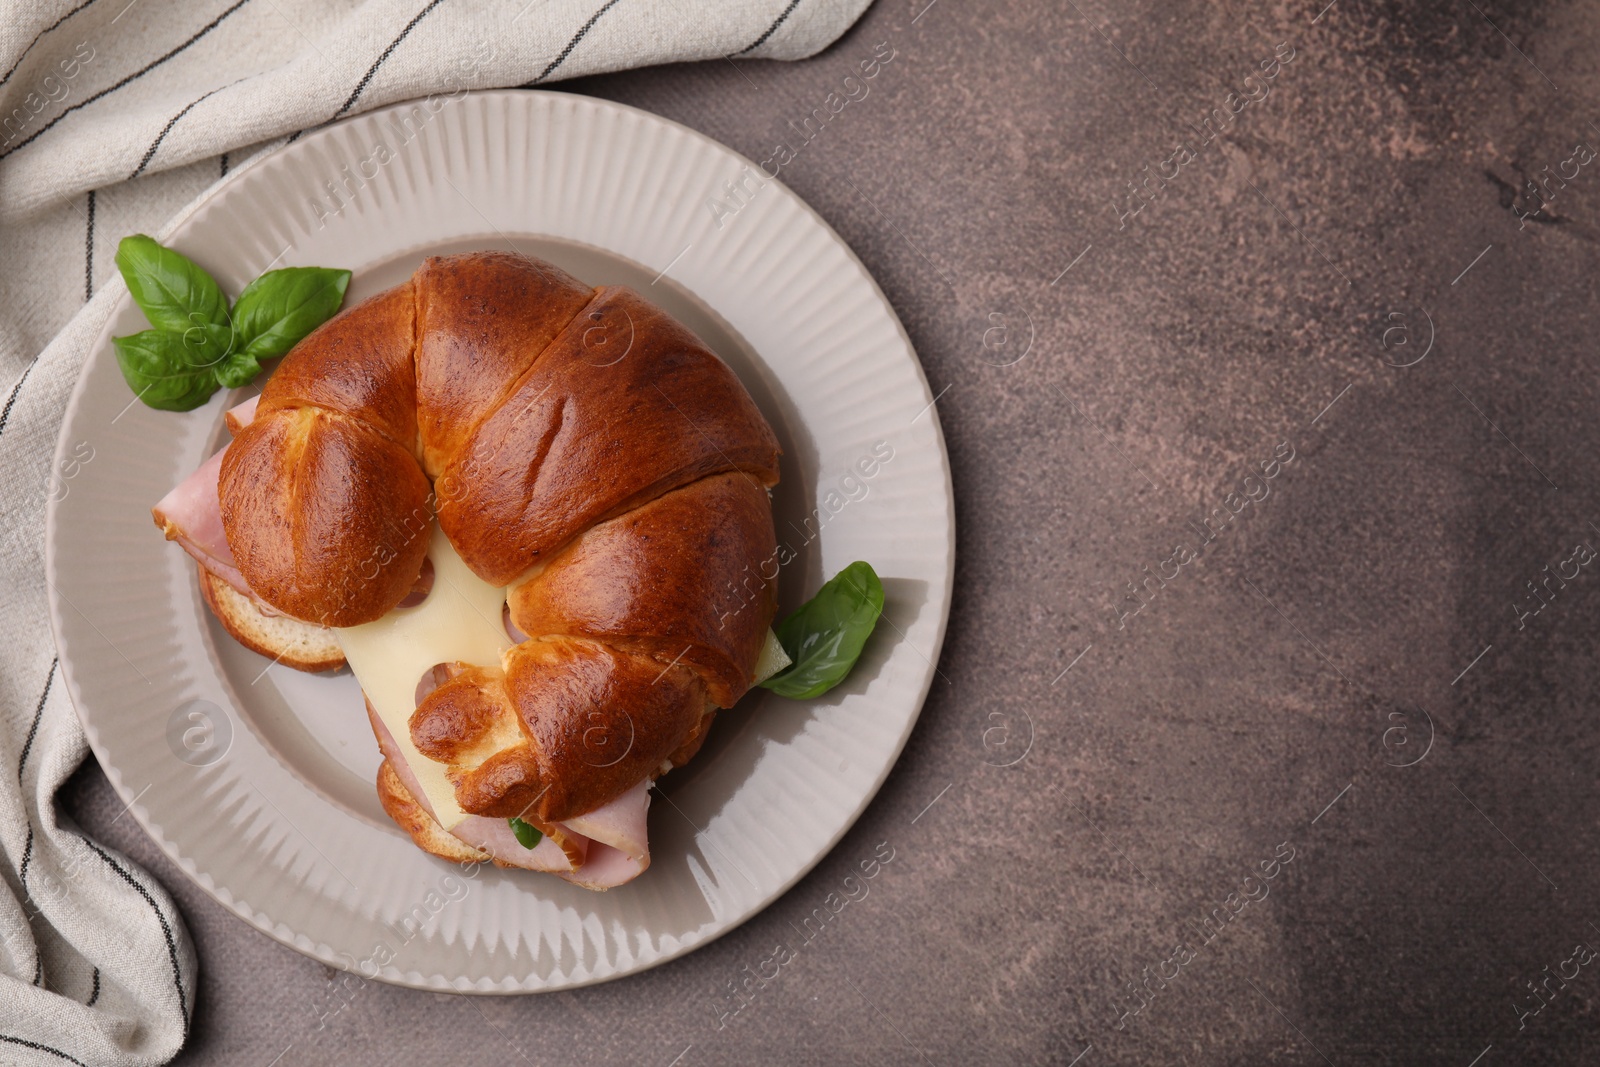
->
xmin=335 ymin=523 xmax=510 ymax=830
xmin=336 ymin=522 xmax=791 ymax=832
xmin=754 ymin=627 xmax=791 ymax=683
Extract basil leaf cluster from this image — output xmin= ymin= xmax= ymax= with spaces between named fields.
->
xmin=111 ymin=234 xmax=351 ymax=411
xmin=759 ymin=560 xmax=884 ymax=699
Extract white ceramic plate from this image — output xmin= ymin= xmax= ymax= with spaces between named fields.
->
xmin=46 ymin=90 xmax=953 ymax=992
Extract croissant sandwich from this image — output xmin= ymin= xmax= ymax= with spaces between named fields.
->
xmin=151 ymin=251 xmax=790 ymax=889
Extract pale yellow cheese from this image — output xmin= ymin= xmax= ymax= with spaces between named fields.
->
xmin=335 ymin=523 xmax=510 ymax=830
xmin=753 ymin=628 xmax=792 ymax=684
xmin=336 ymin=521 xmax=787 ymax=830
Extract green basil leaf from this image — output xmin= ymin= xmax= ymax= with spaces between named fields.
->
xmin=180 ymin=319 xmax=236 ymax=370
xmin=114 ymin=234 xmax=229 ymax=337
xmin=759 ymin=561 xmax=884 ymax=699
xmin=111 ymin=330 xmax=221 ymax=412
xmin=231 ymin=266 xmax=351 ymax=363
xmin=113 ymin=237 xmax=353 ymax=411
xmin=212 ymin=349 xmax=261 ymax=390
xmin=508 ymin=816 xmax=543 ymax=850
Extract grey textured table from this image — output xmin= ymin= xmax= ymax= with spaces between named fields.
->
xmin=62 ymin=0 xmax=1600 ymax=1063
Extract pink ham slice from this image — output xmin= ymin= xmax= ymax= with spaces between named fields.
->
xmin=153 ymin=396 xmax=265 ymax=604
xmin=151 ymin=395 xmax=261 ymax=599
xmin=455 ymin=814 xmax=585 ymax=871
xmin=558 ymin=843 xmax=647 ymax=890
xmin=224 ymin=394 xmax=258 ymax=434
xmin=153 ymin=446 xmax=251 ymax=595
xmin=556 ymin=780 xmax=652 ymax=889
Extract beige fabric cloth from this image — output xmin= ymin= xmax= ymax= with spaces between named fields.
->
xmin=0 ymin=1 xmax=871 ymax=1062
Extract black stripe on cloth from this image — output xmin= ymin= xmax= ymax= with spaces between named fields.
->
xmin=20 ymin=658 xmax=58 ymax=783
xmin=0 ymin=0 xmax=254 ymax=161
xmin=733 ymin=0 xmax=804 ymax=56
xmin=18 ymin=827 xmax=42 ymax=988
xmin=286 ymin=0 xmax=443 ymax=146
xmin=219 ymin=152 xmax=229 ymax=176
xmin=0 ymin=358 xmax=40 ymax=439
xmin=521 ymin=0 xmax=623 ymax=87
xmin=81 ymin=839 xmax=188 ymax=1025
xmin=332 ymin=0 xmax=445 ymax=121
xmin=0 ymin=1035 xmax=88 ymax=1066
xmin=86 ymin=967 xmax=99 ymax=1006
xmin=83 ymin=191 xmax=95 ymax=301
xmin=0 ymin=0 xmax=101 ymax=88
xmin=130 ymin=83 xmax=229 ymax=178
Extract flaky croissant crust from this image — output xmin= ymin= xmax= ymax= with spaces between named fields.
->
xmin=218 ymin=252 xmax=781 ymax=824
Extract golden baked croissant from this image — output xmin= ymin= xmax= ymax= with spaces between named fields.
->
xmin=156 ymin=251 xmax=782 ymax=888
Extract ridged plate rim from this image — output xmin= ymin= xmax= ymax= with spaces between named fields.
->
xmin=45 ymin=89 xmax=954 ymax=992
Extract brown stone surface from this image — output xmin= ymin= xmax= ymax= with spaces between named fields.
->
xmin=63 ymin=0 xmax=1600 ymax=1062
